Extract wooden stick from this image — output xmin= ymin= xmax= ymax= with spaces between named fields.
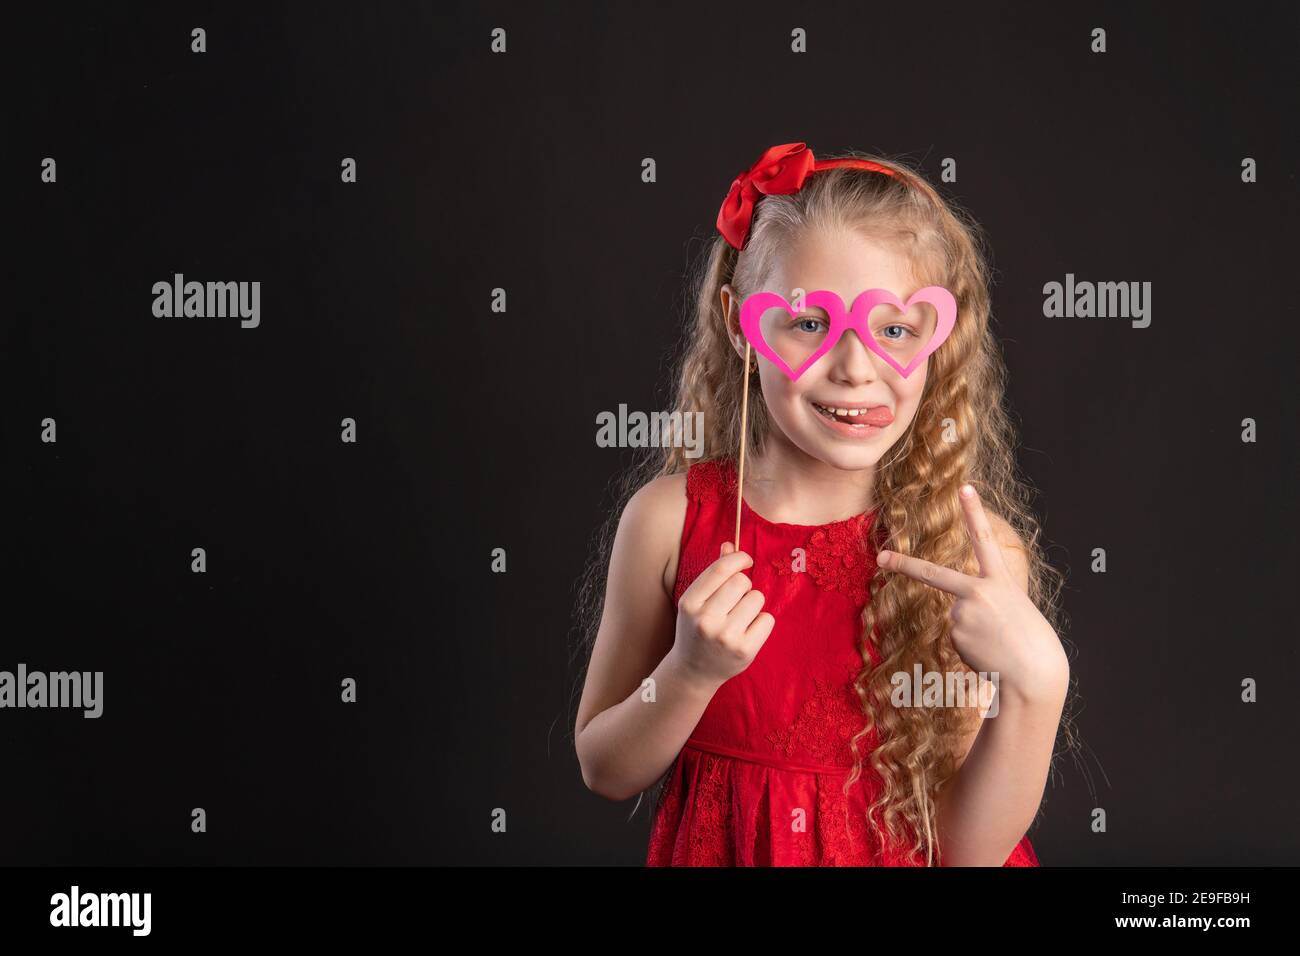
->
xmin=734 ymin=341 xmax=752 ymax=551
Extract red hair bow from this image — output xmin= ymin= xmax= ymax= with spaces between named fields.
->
xmin=715 ymin=142 xmax=901 ymax=250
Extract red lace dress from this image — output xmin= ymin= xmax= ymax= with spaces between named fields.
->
xmin=645 ymin=457 xmax=1039 ymax=867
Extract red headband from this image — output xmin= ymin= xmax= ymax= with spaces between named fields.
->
xmin=715 ymin=141 xmax=905 ymax=251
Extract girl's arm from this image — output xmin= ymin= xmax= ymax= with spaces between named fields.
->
xmin=935 ymin=674 xmax=1067 ymax=866
xmin=934 ymin=532 xmax=1069 ymax=866
xmin=575 ymin=474 xmax=723 ymax=801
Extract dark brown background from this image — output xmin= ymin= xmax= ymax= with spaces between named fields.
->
xmin=7 ymin=0 xmax=1297 ymax=865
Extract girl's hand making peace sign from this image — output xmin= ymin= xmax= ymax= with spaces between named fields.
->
xmin=875 ymin=484 xmax=1068 ymax=703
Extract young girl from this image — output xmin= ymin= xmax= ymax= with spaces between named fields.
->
xmin=572 ymin=142 xmax=1073 ymax=866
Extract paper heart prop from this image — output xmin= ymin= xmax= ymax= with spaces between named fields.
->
xmin=738 ymin=286 xmax=957 ymax=380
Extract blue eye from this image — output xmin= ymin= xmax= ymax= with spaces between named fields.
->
xmin=880 ymin=324 xmax=915 ymax=340
xmin=796 ymin=317 xmax=827 ymax=333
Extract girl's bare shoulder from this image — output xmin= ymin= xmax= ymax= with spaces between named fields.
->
xmin=619 ymin=471 xmax=689 ymax=600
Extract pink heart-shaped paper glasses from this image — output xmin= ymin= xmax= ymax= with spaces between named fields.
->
xmin=738 ymin=287 xmax=957 ymax=380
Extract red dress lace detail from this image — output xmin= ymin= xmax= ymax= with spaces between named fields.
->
xmin=769 ymin=516 xmax=876 ymax=607
xmin=765 ymin=667 xmax=863 ymax=770
xmin=647 ymin=457 xmax=1041 ymax=867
